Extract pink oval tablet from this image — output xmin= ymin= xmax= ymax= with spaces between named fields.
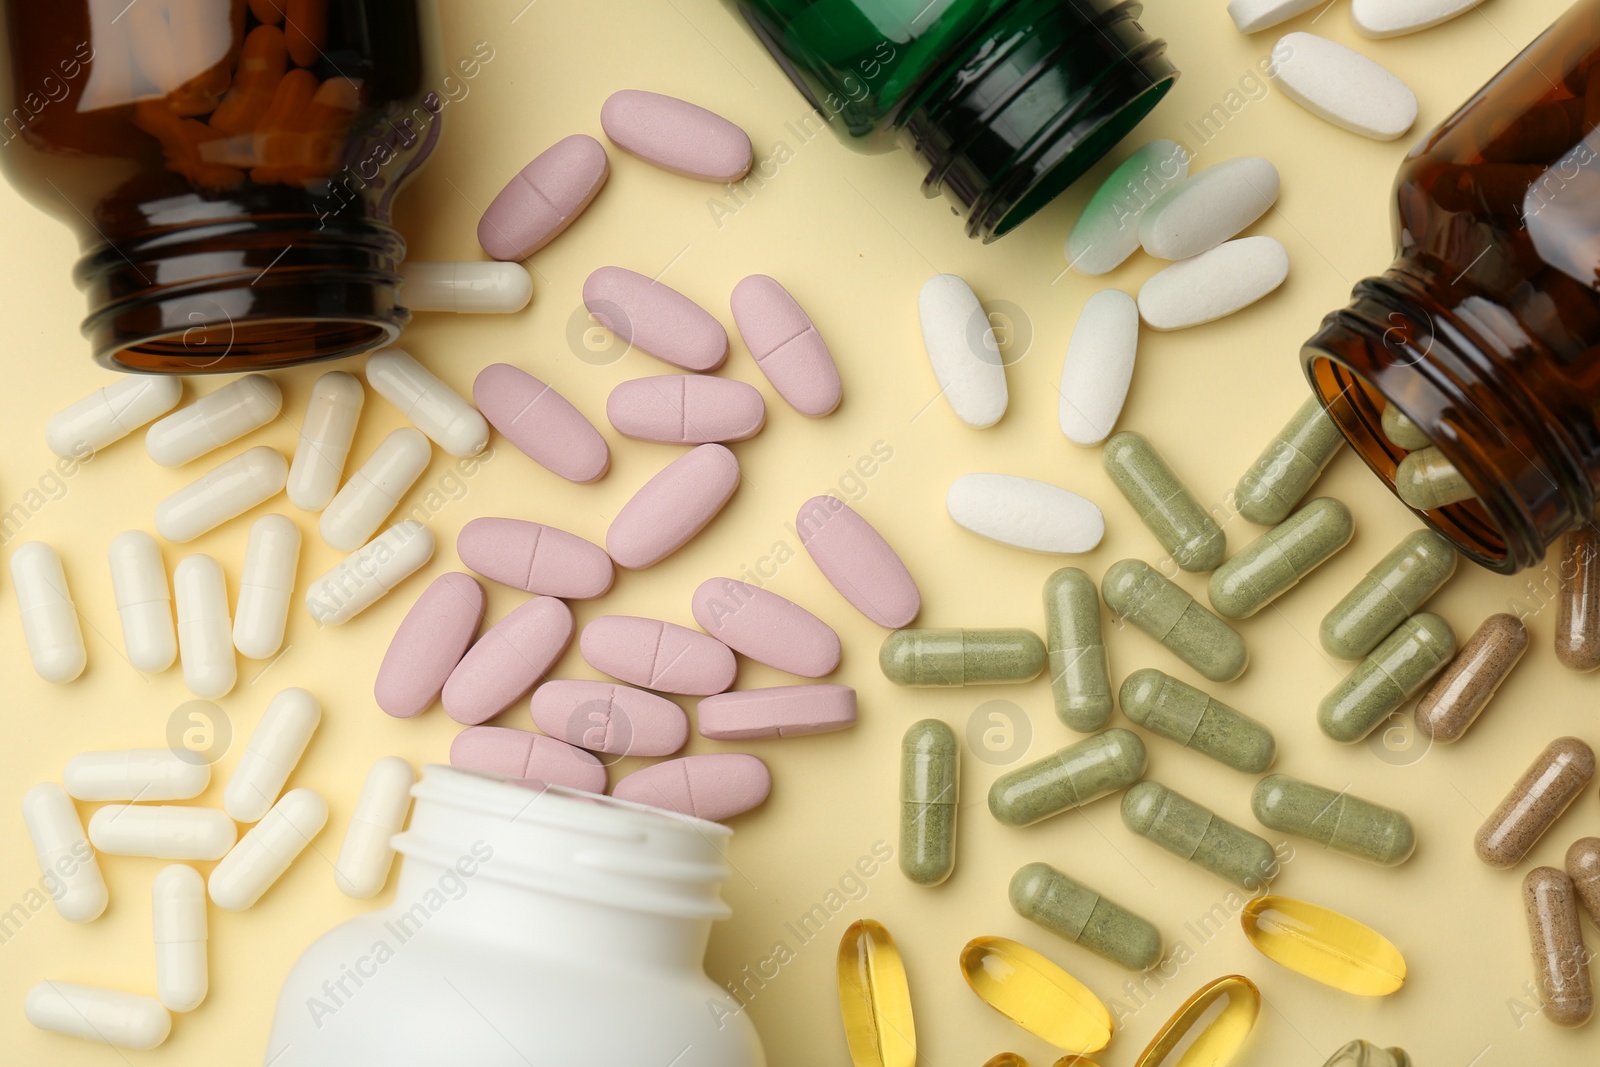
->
xmin=374 ymin=572 xmax=486 ymax=718
xmin=600 ymin=89 xmax=752 ymax=183
xmin=690 ymin=577 xmax=840 ymax=677
xmin=697 ymin=685 xmax=858 ymax=740
xmin=473 ymin=363 xmax=610 ymax=483
xmin=580 ymin=615 xmax=736 ymax=696
xmin=606 ymin=376 xmax=766 ymax=444
xmin=478 ymin=134 xmax=609 ymax=261
xmin=584 ymin=267 xmax=729 ymax=372
xmin=529 ymin=679 xmax=688 ymax=757
xmin=607 ymin=443 xmax=740 ymax=569
xmin=442 ymin=597 xmax=575 ymax=725
xmin=450 ymin=726 xmax=606 ymax=793
xmin=795 ymin=495 xmax=920 ymax=627
xmin=458 ymin=517 xmax=614 ymax=600
xmin=730 ymin=275 xmax=842 ymax=417
xmin=611 ymin=753 xmax=770 ymax=822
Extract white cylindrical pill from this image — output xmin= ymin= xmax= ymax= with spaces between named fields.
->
xmin=174 ymin=554 xmax=236 ymax=699
xmin=319 ymin=427 xmax=431 ymax=551
xmin=108 ymin=530 xmax=176 ymax=673
xmin=152 ymin=865 xmax=208 ymax=1012
xmin=401 ymin=261 xmax=534 ymax=313
xmin=64 ymin=749 xmax=209 ymax=801
xmin=145 ymin=374 xmax=282 ymax=467
xmin=287 ymin=371 xmax=365 ymax=512
xmin=305 ymin=520 xmax=435 ymax=626
xmin=209 ymin=788 xmax=328 ymax=911
xmin=233 ymin=514 xmax=301 ymax=659
xmin=11 ymin=542 xmax=86 ymax=683
xmin=365 ymin=348 xmax=489 ymax=457
xmin=45 ymin=375 xmax=182 ymax=458
xmin=87 ymin=804 xmax=237 ymax=860
xmin=21 ymin=783 xmax=107 ymax=923
xmin=155 ymin=445 xmax=289 ymax=543
xmin=334 ymin=756 xmax=415 ymax=898
xmin=223 ymin=687 xmax=321 ymax=823
xmin=24 ymin=982 xmax=171 ymax=1049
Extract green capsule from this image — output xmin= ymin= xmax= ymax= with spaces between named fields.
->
xmin=1121 ymin=781 xmax=1280 ymax=890
xmin=1380 ymin=404 xmax=1431 ymax=451
xmin=988 ymin=728 xmax=1146 ymax=827
xmin=1319 ymin=613 xmax=1455 ymax=743
xmin=1102 ymin=431 xmax=1225 ymax=572
xmin=1395 ymin=447 xmax=1476 ymax=511
xmin=1101 ymin=559 xmax=1247 ymax=683
xmin=1251 ymin=774 xmax=1416 ymax=867
xmin=900 ymin=719 xmax=958 ymax=886
xmin=1118 ymin=668 xmax=1275 ymax=773
xmin=1235 ymin=396 xmax=1346 ymax=526
xmin=1323 ymin=1040 xmax=1413 ymax=1067
xmin=1009 ymin=861 xmax=1163 ymax=971
xmin=1208 ymin=497 xmax=1353 ymax=619
xmin=879 ymin=628 xmax=1045 ymax=686
xmin=1043 ymin=568 xmax=1113 ymax=732
xmin=1320 ymin=529 xmax=1456 ymax=659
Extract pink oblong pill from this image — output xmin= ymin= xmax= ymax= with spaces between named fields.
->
xmin=606 ymin=376 xmax=766 ymax=444
xmin=583 ymin=267 xmax=729 ymax=372
xmin=450 ymin=726 xmax=606 ymax=793
xmin=478 ymin=134 xmax=609 ymax=261
xmin=458 ymin=517 xmax=614 ymax=600
xmin=442 ymin=596 xmax=575 ymax=725
xmin=697 ymin=684 xmax=858 ymax=740
xmin=600 ymin=89 xmax=752 ymax=183
xmin=580 ymin=615 xmax=736 ymax=696
xmin=472 ymin=363 xmax=610 ymax=483
xmin=607 ymin=443 xmax=740 ymax=569
xmin=796 ymin=495 xmax=920 ymax=627
xmin=612 ymin=753 xmax=770 ymax=822
xmin=730 ymin=275 xmax=842 ymax=417
xmin=374 ymin=572 xmax=486 ymax=718
xmin=529 ymin=679 xmax=688 ymax=757
xmin=690 ymin=577 xmax=840 ymax=677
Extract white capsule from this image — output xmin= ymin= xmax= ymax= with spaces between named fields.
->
xmin=155 ymin=445 xmax=289 ymax=543
xmin=108 ymin=531 xmax=176 ymax=673
xmin=401 ymin=261 xmax=534 ymax=313
xmin=209 ymin=788 xmax=328 ymax=911
xmin=233 ymin=515 xmax=301 ymax=659
xmin=24 ymin=982 xmax=170 ymax=1049
xmin=64 ymin=749 xmax=209 ymax=802
xmin=287 ymin=371 xmax=365 ymax=511
xmin=174 ymin=554 xmax=236 ymax=698
xmin=152 ymin=865 xmax=208 ymax=1012
xmin=21 ymin=783 xmax=107 ymax=923
xmin=918 ymin=274 xmax=1007 ymax=428
xmin=45 ymin=375 xmax=182 ymax=458
xmin=223 ymin=688 xmax=321 ymax=823
xmin=305 ymin=521 xmax=435 ymax=626
xmin=88 ymin=804 xmax=237 ymax=860
xmin=365 ymin=348 xmax=489 ymax=457
xmin=320 ymin=428 xmax=431 ymax=551
xmin=145 ymin=374 xmax=282 ymax=467
xmin=335 ymin=756 xmax=415 ymax=898
xmin=11 ymin=542 xmax=86 ymax=683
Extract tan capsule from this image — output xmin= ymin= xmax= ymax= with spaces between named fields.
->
xmin=1394 ymin=447 xmax=1475 ymax=511
xmin=1524 ymin=866 xmax=1593 ymax=1027
xmin=1565 ymin=837 xmax=1600 ymax=928
xmin=1475 ymin=738 xmax=1595 ymax=868
xmin=1556 ymin=527 xmax=1600 ymax=672
xmin=1414 ymin=613 xmax=1528 ymax=743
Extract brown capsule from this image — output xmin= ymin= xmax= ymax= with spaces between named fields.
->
xmin=1556 ymin=527 xmax=1600 ymax=672
xmin=1414 ymin=613 xmax=1528 ymax=743
xmin=1566 ymin=837 xmax=1600 ymax=928
xmin=1476 ymin=738 xmax=1596 ymax=868
xmin=1524 ymin=866 xmax=1594 ymax=1028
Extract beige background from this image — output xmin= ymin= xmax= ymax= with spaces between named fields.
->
xmin=0 ymin=0 xmax=1587 ymax=1064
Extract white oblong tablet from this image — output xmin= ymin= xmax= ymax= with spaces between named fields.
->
xmin=223 ymin=687 xmax=320 ymax=823
xmin=334 ymin=756 xmax=415 ymax=898
xmin=21 ymin=783 xmax=107 ymax=923
xmin=152 ymin=865 xmax=207 ymax=1013
xmin=1270 ymin=32 xmax=1419 ymax=141
xmin=1066 ymin=140 xmax=1189 ymax=275
xmin=208 ymin=788 xmax=328 ymax=911
xmin=1228 ymin=0 xmax=1324 ymax=33
xmin=401 ymin=261 xmax=533 ymax=313
xmin=154 ymin=446 xmax=289 ymax=543
xmin=145 ymin=374 xmax=281 ymax=467
xmin=320 ymin=427 xmax=431 ymax=551
xmin=365 ymin=348 xmax=488 ymax=458
xmin=109 ymin=531 xmax=176 ymax=673
xmin=1352 ymin=0 xmax=1484 ymax=38
xmin=65 ymin=749 xmax=209 ymax=802
xmin=87 ymin=804 xmax=237 ymax=860
xmin=25 ymin=982 xmax=170 ymax=1049
xmin=47 ymin=375 xmax=182 ymax=458
xmin=11 ymin=542 xmax=86 ymax=683
xmin=946 ymin=474 xmax=1105 ymax=554
xmin=287 ymin=371 xmax=364 ymax=512
xmin=304 ymin=521 xmax=435 ymax=626
xmin=1138 ymin=236 xmax=1290 ymax=331
xmin=233 ymin=514 xmax=300 ymax=660
xmin=1059 ymin=289 xmax=1139 ymax=447
xmin=918 ymin=274 xmax=1007 ymax=428
xmin=1138 ymin=157 xmax=1280 ymax=261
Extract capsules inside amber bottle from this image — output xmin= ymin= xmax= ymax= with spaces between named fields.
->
xmin=1240 ymin=896 xmax=1405 ymax=996
xmin=959 ymin=936 xmax=1112 ymax=1052
xmin=1556 ymin=526 xmax=1600 ymax=672
xmin=837 ymin=919 xmax=916 ymax=1067
xmin=1134 ymin=975 xmax=1260 ymax=1067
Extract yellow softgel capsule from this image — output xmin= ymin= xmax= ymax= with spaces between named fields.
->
xmin=1240 ymin=896 xmax=1405 ymax=995
xmin=1134 ymin=975 xmax=1260 ymax=1067
xmin=984 ymin=1056 xmax=1030 ymax=1067
xmin=960 ymin=936 xmax=1113 ymax=1052
xmin=1052 ymin=1058 xmax=1103 ymax=1067
xmin=838 ymin=919 xmax=916 ymax=1067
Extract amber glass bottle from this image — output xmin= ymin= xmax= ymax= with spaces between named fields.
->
xmin=0 ymin=0 xmax=441 ymax=372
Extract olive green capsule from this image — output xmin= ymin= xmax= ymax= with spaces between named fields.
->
xmin=1395 ymin=447 xmax=1476 ymax=511
xmin=988 ymin=728 xmax=1146 ymax=827
xmin=1235 ymin=396 xmax=1346 ymax=526
xmin=1319 ymin=613 xmax=1455 ymax=743
xmin=1121 ymin=781 xmax=1280 ymax=890
xmin=1043 ymin=568 xmax=1112 ymax=732
xmin=879 ymin=628 xmax=1045 ymax=686
xmin=1118 ymin=668 xmax=1276 ymax=773
xmin=1381 ymin=404 xmax=1431 ymax=451
xmin=1101 ymin=559 xmax=1248 ymax=683
xmin=1320 ymin=529 xmax=1457 ymax=660
xmin=1251 ymin=774 xmax=1416 ymax=867
xmin=900 ymin=719 xmax=958 ymax=886
xmin=1208 ymin=497 xmax=1353 ymax=619
xmin=1323 ymin=1040 xmax=1413 ymax=1067
xmin=1102 ymin=431 xmax=1225 ymax=572
xmin=1008 ymin=861 xmax=1163 ymax=971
